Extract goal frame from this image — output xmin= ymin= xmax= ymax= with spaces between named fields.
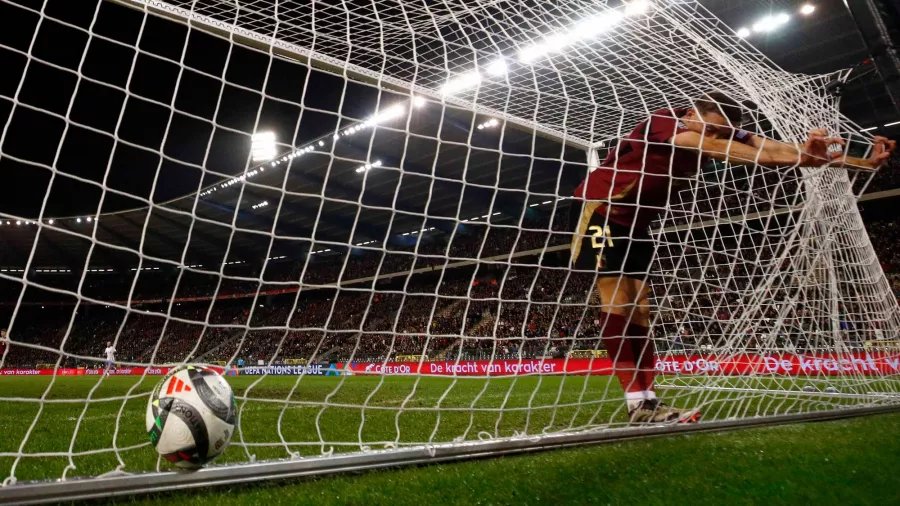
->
xmin=1 ymin=404 xmax=896 ymax=504
xmin=2 ymin=0 xmax=899 ymax=502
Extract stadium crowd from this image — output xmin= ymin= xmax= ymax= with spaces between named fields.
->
xmin=2 ymin=172 xmax=899 ymax=368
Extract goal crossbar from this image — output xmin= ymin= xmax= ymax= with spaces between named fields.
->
xmin=107 ymin=0 xmax=592 ymax=149
xmin=3 ymin=0 xmax=900 ymax=499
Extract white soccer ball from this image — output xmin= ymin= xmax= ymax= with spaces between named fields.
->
xmin=146 ymin=365 xmax=236 ymax=469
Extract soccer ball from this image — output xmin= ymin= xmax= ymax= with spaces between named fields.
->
xmin=824 ymin=386 xmax=840 ymax=394
xmin=146 ymin=365 xmax=236 ymax=469
xmin=801 ymin=385 xmax=817 ymax=392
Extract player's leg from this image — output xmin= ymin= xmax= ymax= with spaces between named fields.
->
xmin=594 ymin=276 xmax=642 ymax=409
xmin=627 ymin=279 xmax=655 ymax=400
xmin=570 ymin=204 xmax=673 ymax=423
xmin=628 ymin=281 xmax=702 ymax=423
xmin=595 ymin=276 xmax=676 ymax=423
xmin=601 ymin=223 xmax=684 ymax=423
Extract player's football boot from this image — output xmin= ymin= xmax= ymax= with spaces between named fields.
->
xmin=655 ymin=402 xmax=702 ymax=423
xmin=628 ymin=399 xmax=680 ymax=424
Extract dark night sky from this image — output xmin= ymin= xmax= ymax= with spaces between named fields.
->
xmin=0 ymin=0 xmax=894 ymax=250
xmin=0 ymin=0 xmax=597 ymax=279
xmin=0 ymin=0 xmax=403 ymax=220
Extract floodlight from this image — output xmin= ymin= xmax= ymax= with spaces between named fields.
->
xmin=624 ymin=1 xmax=649 ymax=16
xmin=485 ymin=59 xmax=507 ymax=76
xmin=441 ymin=71 xmax=482 ymax=95
xmin=251 ymin=131 xmax=277 ymax=162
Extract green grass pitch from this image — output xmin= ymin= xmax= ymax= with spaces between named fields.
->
xmin=1 ymin=375 xmax=897 ymax=504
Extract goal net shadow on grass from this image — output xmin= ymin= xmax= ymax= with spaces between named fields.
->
xmin=0 ymin=0 xmax=899 ymax=496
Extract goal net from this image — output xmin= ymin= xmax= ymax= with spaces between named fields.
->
xmin=1 ymin=0 xmax=899 ymax=494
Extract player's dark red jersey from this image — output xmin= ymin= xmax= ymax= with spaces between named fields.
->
xmin=573 ymin=108 xmax=753 ymax=229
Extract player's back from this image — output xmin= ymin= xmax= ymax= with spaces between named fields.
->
xmin=574 ymin=108 xmax=703 ymax=229
xmin=574 ymin=107 xmax=751 ymax=229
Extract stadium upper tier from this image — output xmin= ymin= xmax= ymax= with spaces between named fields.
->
xmin=0 ymin=100 xmax=591 ymax=274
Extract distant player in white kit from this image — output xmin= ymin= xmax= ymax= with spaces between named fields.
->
xmin=104 ymin=341 xmax=116 ymax=376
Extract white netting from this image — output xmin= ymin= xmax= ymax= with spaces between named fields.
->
xmin=0 ymin=0 xmax=898 ymax=488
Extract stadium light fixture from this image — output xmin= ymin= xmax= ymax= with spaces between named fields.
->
xmin=441 ymin=71 xmax=482 ymax=96
xmin=48 ymin=219 xmax=53 ymax=224
xmin=76 ymin=218 xmax=81 ymax=223
xmin=413 ymin=96 xmax=427 ymax=108
xmin=518 ymin=45 xmax=545 ymax=64
xmin=800 ymin=4 xmax=815 ymax=15
xmin=624 ymin=0 xmax=649 ymax=16
xmin=752 ymin=17 xmax=771 ymax=32
xmin=736 ymin=27 xmax=751 ymax=38
xmin=15 ymin=221 xmax=21 ymax=226
xmin=370 ymin=104 xmax=406 ymax=125
xmin=520 ymin=9 xmax=625 ymax=64
xmin=752 ymin=13 xmax=790 ymax=33
xmin=251 ymin=131 xmax=277 ymax=162
xmin=355 ymin=160 xmax=383 ymax=173
xmin=485 ymin=59 xmax=508 ymax=76
xmin=86 ymin=217 xmax=92 ymax=223
xmin=476 ymin=118 xmax=501 ymax=130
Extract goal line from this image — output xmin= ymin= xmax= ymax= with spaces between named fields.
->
xmin=2 ymin=404 xmax=897 ymax=504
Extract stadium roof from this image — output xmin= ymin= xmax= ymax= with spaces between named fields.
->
xmin=0 ymin=0 xmax=896 ymax=274
xmin=0 ymin=93 xmax=586 ymax=270
xmin=698 ymin=0 xmax=900 ymax=129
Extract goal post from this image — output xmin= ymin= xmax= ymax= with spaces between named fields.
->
xmin=1 ymin=0 xmax=900 ymax=501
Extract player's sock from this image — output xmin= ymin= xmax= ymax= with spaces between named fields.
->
xmin=599 ymin=312 xmax=641 ymax=406
xmin=629 ymin=322 xmax=656 ymax=397
xmin=625 ymin=391 xmax=644 ymax=412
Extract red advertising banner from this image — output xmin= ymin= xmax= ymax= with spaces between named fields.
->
xmin=3 ymin=352 xmax=900 ymax=378
xmin=0 ymin=367 xmax=227 ymax=376
xmin=0 ymin=367 xmax=176 ymax=376
xmin=346 ymin=352 xmax=900 ymax=377
xmin=654 ymin=352 xmax=900 ymax=376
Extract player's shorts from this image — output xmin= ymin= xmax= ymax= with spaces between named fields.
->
xmin=105 ymin=360 xmax=114 ymax=368
xmin=569 ymin=202 xmax=654 ymax=278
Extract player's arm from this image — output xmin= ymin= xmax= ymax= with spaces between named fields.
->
xmin=828 ymin=136 xmax=895 ymax=171
xmin=747 ymin=135 xmax=804 ymax=156
xmin=671 ymin=130 xmax=813 ymax=167
xmin=724 ymin=130 xmax=895 ymax=171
